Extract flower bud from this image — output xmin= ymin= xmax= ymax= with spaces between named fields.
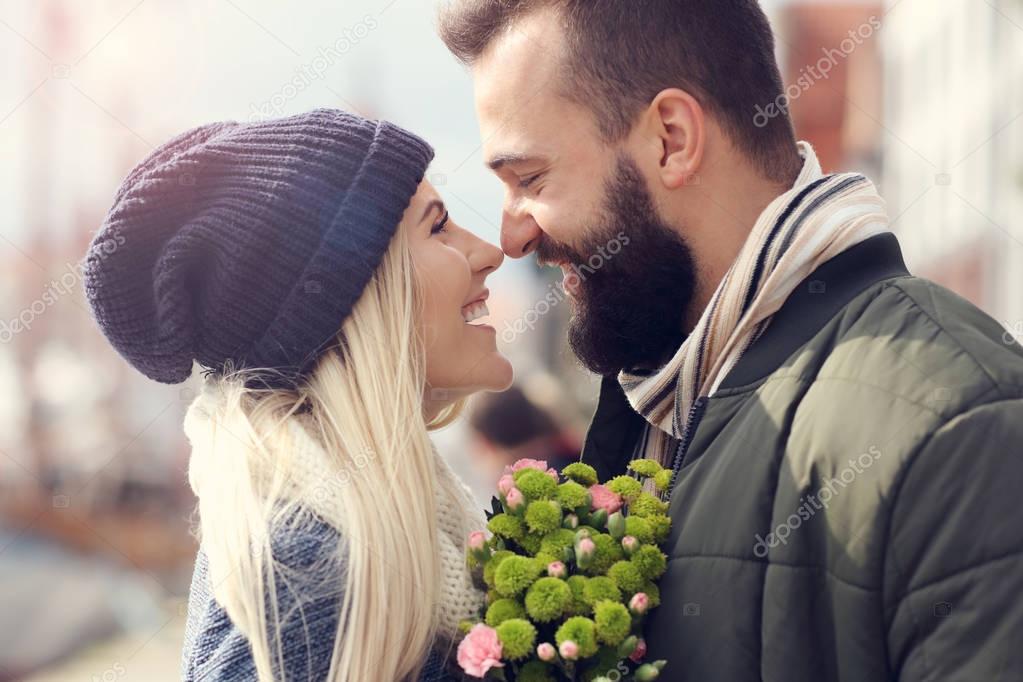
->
xmin=547 ymin=561 xmax=567 ymax=579
xmin=588 ymin=508 xmax=608 ymax=530
xmin=497 ymin=474 xmax=516 ymax=497
xmin=562 ymin=513 xmax=580 ymax=529
xmin=576 ymin=537 xmax=596 ymax=569
xmin=574 ymin=528 xmax=592 ymax=543
xmin=617 ymin=635 xmax=639 ymax=659
xmin=629 ymin=592 xmax=650 ymax=616
xmin=621 ymin=535 xmax=640 ymax=556
xmin=505 ymin=487 xmax=525 ymax=513
xmin=559 ymin=640 xmax=580 ymax=660
xmin=629 ymin=638 xmax=648 ymax=663
xmin=634 ymin=661 xmax=667 ymax=681
xmin=607 ymin=511 xmax=626 ymax=539
xmin=536 ymin=642 xmax=556 ymax=662
xmin=467 ymin=530 xmax=490 ymax=562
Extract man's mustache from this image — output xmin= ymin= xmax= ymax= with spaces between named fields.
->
xmin=535 ymin=233 xmax=586 ymax=267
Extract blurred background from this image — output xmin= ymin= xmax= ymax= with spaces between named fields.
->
xmin=1 ymin=0 xmax=1020 ymax=678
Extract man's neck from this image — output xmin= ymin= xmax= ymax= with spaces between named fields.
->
xmin=681 ymin=169 xmax=797 ymax=334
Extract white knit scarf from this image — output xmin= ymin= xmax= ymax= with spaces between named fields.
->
xmin=281 ymin=417 xmax=486 ymax=643
xmin=619 ymin=142 xmax=890 ymax=468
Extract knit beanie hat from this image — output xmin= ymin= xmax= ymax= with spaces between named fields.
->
xmin=83 ymin=108 xmax=434 ymax=387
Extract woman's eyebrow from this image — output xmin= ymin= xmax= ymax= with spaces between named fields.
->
xmin=420 ymin=199 xmax=445 ymax=223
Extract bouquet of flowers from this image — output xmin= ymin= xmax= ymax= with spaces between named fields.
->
xmin=456 ymin=457 xmax=672 ymax=681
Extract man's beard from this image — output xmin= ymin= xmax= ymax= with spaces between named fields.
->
xmin=537 ymin=155 xmax=697 ymax=376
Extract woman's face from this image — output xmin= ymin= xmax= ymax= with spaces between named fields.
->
xmin=403 ymin=180 xmax=513 ymax=408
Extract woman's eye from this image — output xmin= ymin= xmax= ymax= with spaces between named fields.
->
xmin=431 ymin=210 xmax=450 ymax=235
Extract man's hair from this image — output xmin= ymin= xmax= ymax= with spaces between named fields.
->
xmin=439 ymin=0 xmax=802 ymax=183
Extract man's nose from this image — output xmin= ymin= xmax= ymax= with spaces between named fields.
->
xmin=500 ymin=206 xmax=542 ymax=259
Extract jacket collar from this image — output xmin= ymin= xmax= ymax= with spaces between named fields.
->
xmin=581 ymin=232 xmax=910 ymax=479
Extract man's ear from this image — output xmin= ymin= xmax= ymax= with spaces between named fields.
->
xmin=639 ymin=88 xmax=706 ymax=190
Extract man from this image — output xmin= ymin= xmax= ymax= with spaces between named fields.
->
xmin=439 ymin=1 xmax=1023 ymax=680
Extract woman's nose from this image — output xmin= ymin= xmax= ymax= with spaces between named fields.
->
xmin=468 ymin=232 xmax=504 ymax=276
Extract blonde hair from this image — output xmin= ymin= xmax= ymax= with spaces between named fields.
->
xmin=184 ymin=224 xmax=473 ymax=681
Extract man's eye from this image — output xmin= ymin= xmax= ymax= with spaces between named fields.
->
xmin=519 ymin=173 xmax=542 ymax=189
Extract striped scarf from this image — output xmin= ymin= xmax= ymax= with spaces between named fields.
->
xmin=619 ymin=142 xmax=890 ymax=468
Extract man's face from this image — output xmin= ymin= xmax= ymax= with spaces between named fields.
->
xmin=472 ymin=11 xmax=697 ymax=374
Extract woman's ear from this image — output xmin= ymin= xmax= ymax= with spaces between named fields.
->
xmin=639 ymin=88 xmax=706 ymax=190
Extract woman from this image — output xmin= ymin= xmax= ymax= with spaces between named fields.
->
xmin=82 ymin=109 xmax=512 ymax=681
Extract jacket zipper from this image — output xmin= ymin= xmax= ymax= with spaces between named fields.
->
xmin=667 ymin=397 xmax=709 ymax=498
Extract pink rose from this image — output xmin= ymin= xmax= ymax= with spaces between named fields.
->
xmin=505 ymin=458 xmax=559 ymax=481
xmin=457 ymin=624 xmax=505 ymax=678
xmin=559 ymin=640 xmax=580 ymax=660
xmin=537 ymin=642 xmax=557 ymax=662
xmin=588 ymin=484 xmax=623 ymax=514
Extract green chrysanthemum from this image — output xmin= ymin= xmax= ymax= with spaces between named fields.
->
xmin=623 ymin=516 xmax=654 ymax=545
xmin=519 ymin=661 xmax=557 ymax=682
xmin=583 ymin=576 xmax=622 ymax=606
xmin=566 ymin=574 xmax=591 ymax=615
xmin=496 ymin=618 xmax=538 ymax=661
xmin=581 ymin=645 xmax=623 ymax=682
xmin=483 ymin=550 xmax=514 ymax=588
xmin=629 ymin=492 xmax=669 ymax=518
xmin=607 ymin=560 xmax=645 ymax=594
xmin=534 ymin=551 xmax=560 ymax=567
xmin=525 ymin=500 xmax=563 ymax=535
xmin=562 ymin=462 xmax=599 ymax=486
xmin=514 ymin=468 xmax=558 ymax=500
xmin=495 ymin=555 xmax=543 ymax=597
xmin=606 ymin=475 xmax=643 ymax=502
xmin=488 ymin=513 xmax=526 ymax=541
xmin=485 ymin=598 xmax=526 ymax=627
xmin=627 ymin=459 xmax=664 ymax=478
xmin=593 ymin=600 xmax=632 ymax=646
xmin=555 ymin=616 xmax=599 ymax=658
xmin=556 ymin=480 xmax=591 ymax=510
xmin=631 ymin=545 xmax=667 ymax=580
xmin=653 ymin=469 xmax=673 ymax=492
xmin=519 ymin=533 xmax=543 ymax=555
xmin=647 ymin=514 xmax=672 ymax=543
xmin=525 ymin=576 xmax=573 ymax=622
xmin=584 ymin=533 xmax=624 ymax=575
xmin=540 ymin=528 xmax=576 ymax=558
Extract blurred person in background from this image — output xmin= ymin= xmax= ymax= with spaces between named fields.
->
xmin=468 ymin=384 xmax=581 ymax=482
xmin=82 ymin=109 xmax=511 ymax=681
xmin=439 ymin=0 xmax=1023 ymax=679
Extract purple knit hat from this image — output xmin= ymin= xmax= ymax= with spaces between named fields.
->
xmin=83 ymin=108 xmax=434 ymax=387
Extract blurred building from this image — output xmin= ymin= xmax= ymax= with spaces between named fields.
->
xmin=881 ymin=0 xmax=1023 ymax=329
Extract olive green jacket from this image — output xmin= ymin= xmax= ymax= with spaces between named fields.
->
xmin=582 ymin=234 xmax=1023 ymax=681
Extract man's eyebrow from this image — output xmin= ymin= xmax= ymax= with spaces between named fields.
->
xmin=486 ymin=153 xmax=544 ymax=172
xmin=420 ymin=199 xmax=446 ymax=223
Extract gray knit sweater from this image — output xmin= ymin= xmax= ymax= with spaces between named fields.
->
xmin=180 ymin=516 xmax=452 ymax=681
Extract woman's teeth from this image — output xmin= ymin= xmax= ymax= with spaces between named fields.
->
xmin=462 ymin=302 xmax=490 ymax=324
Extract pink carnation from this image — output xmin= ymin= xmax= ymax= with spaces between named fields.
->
xmin=588 ymin=483 xmax=623 ymax=514
xmin=457 ymin=624 xmax=504 ymax=678
xmin=505 ymin=458 xmax=558 ymax=481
